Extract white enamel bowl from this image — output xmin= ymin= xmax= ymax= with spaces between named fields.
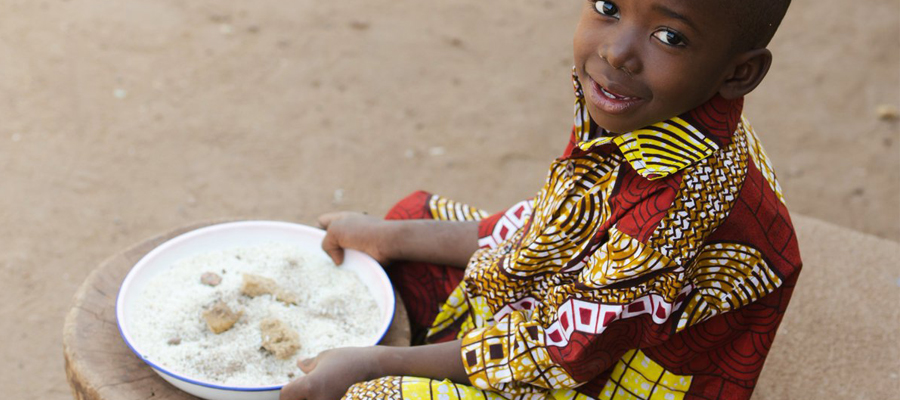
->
xmin=116 ymin=221 xmax=394 ymax=400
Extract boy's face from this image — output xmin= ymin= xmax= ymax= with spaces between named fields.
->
xmin=574 ymin=0 xmax=741 ymax=134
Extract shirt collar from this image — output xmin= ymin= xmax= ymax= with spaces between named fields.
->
xmin=566 ymin=69 xmax=744 ymax=181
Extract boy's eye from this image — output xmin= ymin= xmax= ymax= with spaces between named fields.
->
xmin=593 ymin=1 xmax=620 ymax=18
xmin=652 ymin=29 xmax=686 ymax=47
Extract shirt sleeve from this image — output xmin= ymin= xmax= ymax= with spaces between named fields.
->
xmin=476 ymin=199 xmax=535 ymax=250
xmin=459 ymin=227 xmax=689 ymax=395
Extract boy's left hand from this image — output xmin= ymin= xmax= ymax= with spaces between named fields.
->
xmin=318 ymin=212 xmax=392 ymax=265
xmin=279 ymin=347 xmax=380 ymax=400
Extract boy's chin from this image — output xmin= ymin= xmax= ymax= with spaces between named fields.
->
xmin=586 ymin=106 xmax=655 ymax=135
xmin=590 ymin=116 xmax=644 ymax=136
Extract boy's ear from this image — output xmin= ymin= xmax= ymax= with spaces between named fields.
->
xmin=718 ymin=48 xmax=772 ymax=99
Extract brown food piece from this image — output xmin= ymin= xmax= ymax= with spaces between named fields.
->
xmin=200 ymin=272 xmax=222 ymax=287
xmin=240 ymin=273 xmax=299 ymax=305
xmin=259 ymin=318 xmax=301 ymax=360
xmin=167 ymin=337 xmax=182 ymax=346
xmin=202 ymin=301 xmax=242 ymax=334
xmin=241 ymin=273 xmax=278 ymax=297
xmin=275 ymin=290 xmax=299 ymax=305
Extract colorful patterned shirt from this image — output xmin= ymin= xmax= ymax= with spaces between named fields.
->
xmin=429 ymin=73 xmax=802 ymax=399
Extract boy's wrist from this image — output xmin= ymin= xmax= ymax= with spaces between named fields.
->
xmin=369 ymin=345 xmax=401 ymax=380
xmin=375 ymin=220 xmax=479 ymax=267
xmin=374 ymin=220 xmax=405 ymax=263
xmin=370 ymin=340 xmax=469 ymax=385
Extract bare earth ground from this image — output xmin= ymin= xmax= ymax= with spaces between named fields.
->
xmin=0 ymin=1 xmax=897 ymax=399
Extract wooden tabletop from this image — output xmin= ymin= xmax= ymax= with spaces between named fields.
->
xmin=62 ymin=222 xmax=411 ymax=400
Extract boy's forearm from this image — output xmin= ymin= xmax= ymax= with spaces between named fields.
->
xmin=381 ymin=220 xmax=479 ymax=268
xmin=373 ymin=339 xmax=469 ymax=384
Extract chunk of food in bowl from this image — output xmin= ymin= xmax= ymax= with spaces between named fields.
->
xmin=200 ymin=271 xmax=222 ymax=287
xmin=240 ymin=273 xmax=299 ymax=305
xmin=202 ymin=300 xmax=242 ymax=334
xmin=259 ymin=318 xmax=301 ymax=359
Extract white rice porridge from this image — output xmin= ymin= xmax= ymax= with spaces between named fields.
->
xmin=130 ymin=242 xmax=381 ymax=386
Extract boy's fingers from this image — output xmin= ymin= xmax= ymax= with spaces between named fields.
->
xmin=318 ymin=211 xmax=363 ymax=229
xmin=327 ymin=248 xmax=345 ymax=266
xmin=297 ymin=357 xmax=318 ymax=372
xmin=317 ymin=213 xmax=339 ymax=229
xmin=321 ymin=234 xmax=345 ymax=265
xmin=279 ymin=376 xmax=307 ymax=400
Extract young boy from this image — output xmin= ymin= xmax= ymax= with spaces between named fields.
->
xmin=282 ymin=0 xmax=801 ymax=399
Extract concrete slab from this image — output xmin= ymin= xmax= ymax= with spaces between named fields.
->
xmin=755 ymin=215 xmax=900 ymax=399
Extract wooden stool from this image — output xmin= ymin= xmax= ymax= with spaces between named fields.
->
xmin=63 ymin=222 xmax=411 ymax=400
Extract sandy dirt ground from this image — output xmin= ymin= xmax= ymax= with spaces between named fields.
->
xmin=0 ymin=0 xmax=897 ymax=399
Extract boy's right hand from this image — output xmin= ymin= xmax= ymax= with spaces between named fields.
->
xmin=318 ymin=212 xmax=391 ymax=266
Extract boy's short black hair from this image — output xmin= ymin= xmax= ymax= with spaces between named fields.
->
xmin=730 ymin=0 xmax=792 ymax=50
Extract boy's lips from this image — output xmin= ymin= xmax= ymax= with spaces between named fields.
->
xmin=587 ymin=77 xmax=646 ymax=115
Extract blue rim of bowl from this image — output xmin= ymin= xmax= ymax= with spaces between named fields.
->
xmin=115 ymin=220 xmax=395 ymax=392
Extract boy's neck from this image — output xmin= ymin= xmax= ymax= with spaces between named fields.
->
xmin=587 ymin=93 xmax=744 ymax=142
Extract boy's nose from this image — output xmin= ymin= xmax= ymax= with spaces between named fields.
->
xmin=599 ymin=26 xmax=642 ymax=75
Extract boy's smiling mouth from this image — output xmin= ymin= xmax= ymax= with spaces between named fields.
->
xmin=586 ymin=75 xmax=646 ymax=116
xmin=599 ymin=86 xmax=638 ymax=101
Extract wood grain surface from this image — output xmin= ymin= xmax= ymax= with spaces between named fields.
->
xmin=62 ymin=222 xmax=411 ymax=400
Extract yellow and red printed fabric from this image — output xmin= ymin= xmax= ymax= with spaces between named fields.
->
xmin=348 ymin=71 xmax=801 ymax=400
